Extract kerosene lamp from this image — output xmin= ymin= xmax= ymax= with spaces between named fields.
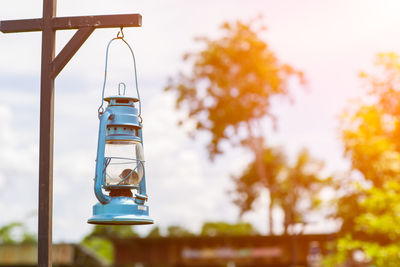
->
xmin=88 ymin=33 xmax=153 ymax=225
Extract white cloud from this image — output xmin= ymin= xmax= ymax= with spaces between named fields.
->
xmin=0 ymin=102 xmax=38 ymax=233
xmin=0 ymin=173 xmax=4 ymax=188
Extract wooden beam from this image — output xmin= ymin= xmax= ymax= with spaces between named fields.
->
xmin=0 ymin=18 xmax=42 ymax=33
xmin=52 ymin=14 xmax=142 ymax=30
xmin=51 ymin=27 xmax=95 ymax=78
xmin=0 ymin=14 xmax=142 ymax=33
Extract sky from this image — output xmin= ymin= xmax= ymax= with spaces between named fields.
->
xmin=1 ymin=0 xmax=400 ymax=242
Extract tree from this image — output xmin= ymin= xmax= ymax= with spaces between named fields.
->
xmin=232 ymin=145 xmax=285 ymax=234
xmin=147 ymin=225 xmax=162 ymax=238
xmin=233 ymin=147 xmax=328 ymax=235
xmin=0 ymin=221 xmax=36 ymax=245
xmin=165 ymin=19 xmax=304 ymax=234
xmin=200 ymin=221 xmax=258 ymax=236
xmin=81 ymin=225 xmax=139 ymax=264
xmin=329 ymin=53 xmax=400 ymax=266
xmin=340 ymin=53 xmax=400 ymax=189
xmin=166 ymin=225 xmax=195 ymax=237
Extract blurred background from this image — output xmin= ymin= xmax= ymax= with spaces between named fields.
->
xmin=2 ymin=0 xmax=400 ymax=266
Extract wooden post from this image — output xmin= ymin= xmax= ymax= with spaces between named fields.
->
xmin=37 ymin=1 xmax=56 ymax=265
xmin=0 ymin=1 xmax=142 ymax=265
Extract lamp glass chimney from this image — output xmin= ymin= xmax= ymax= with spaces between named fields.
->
xmin=104 ymin=140 xmax=144 ymax=187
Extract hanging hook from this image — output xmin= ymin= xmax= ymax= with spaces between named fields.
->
xmin=117 ymin=27 xmax=124 ymax=39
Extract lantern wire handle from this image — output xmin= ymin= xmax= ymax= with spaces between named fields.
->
xmin=98 ymin=28 xmax=142 ymax=123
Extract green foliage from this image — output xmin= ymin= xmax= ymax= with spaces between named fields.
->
xmin=233 ymin=147 xmax=329 ymax=234
xmin=165 ymin=19 xmax=304 ymax=159
xmin=147 ymin=226 xmax=162 ymax=238
xmin=332 ymin=53 xmax=400 ymax=266
xmin=81 ymin=225 xmax=139 ymax=263
xmin=200 ymin=221 xmax=258 ymax=236
xmin=0 ymin=221 xmax=36 ymax=245
xmin=81 ymin=236 xmax=114 ymax=264
xmin=356 ymin=181 xmax=400 ymax=238
xmin=233 ymin=146 xmax=285 ymax=215
xmin=166 ymin=225 xmax=194 ymax=237
xmin=325 ymin=182 xmax=400 ymax=266
xmin=85 ymin=225 xmax=139 ymax=239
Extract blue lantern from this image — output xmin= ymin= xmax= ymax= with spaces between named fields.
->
xmin=88 ymin=33 xmax=153 ymax=225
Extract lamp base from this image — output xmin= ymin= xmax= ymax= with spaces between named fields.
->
xmin=88 ymin=197 xmax=154 ymax=225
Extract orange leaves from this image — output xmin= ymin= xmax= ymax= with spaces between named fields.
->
xmin=165 ymin=19 xmax=304 ymax=158
xmin=341 ymin=53 xmax=400 ymax=186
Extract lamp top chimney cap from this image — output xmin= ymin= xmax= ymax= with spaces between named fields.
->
xmin=104 ymin=95 xmax=139 ymax=106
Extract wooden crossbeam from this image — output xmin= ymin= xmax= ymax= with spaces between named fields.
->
xmin=0 ymin=14 xmax=142 ymax=33
xmin=53 ymin=14 xmax=142 ymax=30
xmin=0 ymin=18 xmax=42 ymax=33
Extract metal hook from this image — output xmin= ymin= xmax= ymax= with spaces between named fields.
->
xmin=117 ymin=27 xmax=124 ymax=39
xmin=118 ymin=82 xmax=126 ymax=96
